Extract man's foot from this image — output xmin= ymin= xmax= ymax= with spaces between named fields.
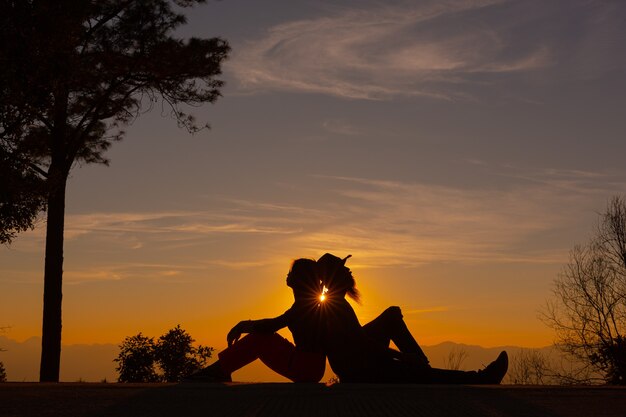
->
xmin=183 ymin=363 xmax=232 ymax=383
xmin=478 ymin=351 xmax=508 ymax=384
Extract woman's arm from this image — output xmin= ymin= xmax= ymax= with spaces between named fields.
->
xmin=226 ymin=314 xmax=289 ymax=346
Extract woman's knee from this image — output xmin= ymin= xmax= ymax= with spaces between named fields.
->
xmin=381 ymin=306 xmax=403 ymax=321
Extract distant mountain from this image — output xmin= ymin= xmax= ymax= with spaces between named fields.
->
xmin=423 ymin=341 xmax=552 ymax=369
xmin=0 ymin=336 xmax=118 ymax=382
xmin=0 ymin=335 xmax=560 ymax=383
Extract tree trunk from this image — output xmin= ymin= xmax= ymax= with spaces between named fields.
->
xmin=39 ymin=168 xmax=67 ymax=382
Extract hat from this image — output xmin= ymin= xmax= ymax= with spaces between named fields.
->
xmin=317 ymin=253 xmax=351 ymax=275
xmin=317 ymin=253 xmax=360 ymax=302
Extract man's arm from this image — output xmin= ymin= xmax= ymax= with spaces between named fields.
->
xmin=226 ymin=314 xmax=289 ymax=346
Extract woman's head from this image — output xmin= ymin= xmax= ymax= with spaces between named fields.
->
xmin=286 ymin=258 xmax=321 ymax=299
xmin=317 ymin=253 xmax=360 ymax=303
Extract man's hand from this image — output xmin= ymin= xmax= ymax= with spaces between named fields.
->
xmin=227 ymin=321 xmax=249 ymax=346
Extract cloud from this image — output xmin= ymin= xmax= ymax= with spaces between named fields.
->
xmin=227 ymin=0 xmax=625 ymax=100
xmin=5 ymin=166 xmax=624 ymax=284
xmin=296 ymin=168 xmax=626 ymax=267
xmin=227 ymin=0 xmax=557 ymax=100
xmin=61 ymin=210 xmax=303 ymax=242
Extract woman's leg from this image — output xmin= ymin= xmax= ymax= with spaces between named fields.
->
xmin=362 ymin=306 xmax=429 ymax=365
xmin=424 ymin=351 xmax=509 ymax=384
xmin=367 ymin=351 xmax=508 ymax=384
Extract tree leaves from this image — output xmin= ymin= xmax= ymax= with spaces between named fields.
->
xmin=114 ymin=325 xmax=213 ymax=383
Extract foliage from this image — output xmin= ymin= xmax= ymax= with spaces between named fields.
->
xmin=0 ymin=0 xmax=229 ymax=381
xmin=0 ymin=361 xmax=6 ymax=382
xmin=155 ymin=325 xmax=213 ymax=382
xmin=593 ymin=336 xmax=626 ymax=385
xmin=0 ymin=147 xmax=46 ymax=244
xmin=115 ymin=325 xmax=213 ymax=383
xmin=114 ymin=333 xmax=159 ymax=383
xmin=542 ymin=196 xmax=626 ymax=385
xmin=0 ymin=328 xmax=6 ymax=382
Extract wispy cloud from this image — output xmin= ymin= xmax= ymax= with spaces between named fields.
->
xmin=296 ymin=168 xmax=625 ymax=267
xmin=227 ymin=0 xmax=625 ymax=100
xmin=227 ymin=0 xmax=556 ymax=100
xmin=61 ymin=210 xmax=303 ymax=242
xmin=61 ymin=263 xmax=199 ymax=285
xmin=5 ymin=166 xmax=623 ymax=284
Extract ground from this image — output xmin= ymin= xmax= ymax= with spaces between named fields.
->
xmin=1 ymin=383 xmax=625 ymax=417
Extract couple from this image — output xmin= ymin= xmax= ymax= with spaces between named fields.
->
xmin=188 ymin=254 xmax=508 ymax=384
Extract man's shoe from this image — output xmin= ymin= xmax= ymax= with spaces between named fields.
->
xmin=183 ymin=363 xmax=232 ymax=383
xmin=478 ymin=351 xmax=508 ymax=384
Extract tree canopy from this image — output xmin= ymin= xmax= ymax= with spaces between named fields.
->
xmin=543 ymin=196 xmax=626 ymax=384
xmin=0 ymin=0 xmax=229 ymax=381
xmin=1 ymin=0 xmax=229 ymax=171
xmin=115 ymin=325 xmax=213 ymax=382
xmin=0 ymin=147 xmax=46 ymax=244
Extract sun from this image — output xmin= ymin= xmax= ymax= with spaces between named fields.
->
xmin=320 ymin=285 xmax=329 ymax=302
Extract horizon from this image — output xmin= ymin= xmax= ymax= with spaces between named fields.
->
xmin=1 ymin=0 xmax=626 ymax=383
xmin=0 ymin=334 xmax=557 ymax=383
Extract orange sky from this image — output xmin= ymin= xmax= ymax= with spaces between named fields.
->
xmin=2 ymin=0 xmax=626 ymax=382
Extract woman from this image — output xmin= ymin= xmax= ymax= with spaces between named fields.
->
xmin=317 ymin=253 xmax=508 ymax=384
xmin=187 ymin=258 xmax=326 ymax=383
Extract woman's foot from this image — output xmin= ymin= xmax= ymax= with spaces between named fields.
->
xmin=477 ymin=351 xmax=508 ymax=384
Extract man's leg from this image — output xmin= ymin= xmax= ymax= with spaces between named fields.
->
xmin=218 ymin=332 xmax=325 ymax=382
xmin=218 ymin=333 xmax=292 ymax=374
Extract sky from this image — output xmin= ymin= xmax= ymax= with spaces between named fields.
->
xmin=1 ymin=0 xmax=626 ymax=381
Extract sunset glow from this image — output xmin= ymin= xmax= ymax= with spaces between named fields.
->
xmin=1 ymin=0 xmax=625 ymax=383
xmin=320 ymin=285 xmax=329 ymax=302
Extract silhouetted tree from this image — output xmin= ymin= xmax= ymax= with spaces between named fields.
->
xmin=0 ymin=361 xmax=6 ymax=382
xmin=0 ymin=326 xmax=6 ymax=382
xmin=115 ymin=333 xmax=159 ymax=383
xmin=0 ymin=0 xmax=229 ymax=382
xmin=155 ymin=325 xmax=213 ymax=382
xmin=507 ymin=349 xmax=551 ymax=385
xmin=0 ymin=148 xmax=46 ymax=244
xmin=542 ymin=196 xmax=626 ymax=385
xmin=115 ymin=325 xmax=213 ymax=382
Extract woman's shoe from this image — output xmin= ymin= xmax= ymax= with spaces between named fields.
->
xmin=477 ymin=351 xmax=508 ymax=384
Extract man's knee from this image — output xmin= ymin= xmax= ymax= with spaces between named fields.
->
xmin=245 ymin=332 xmax=285 ymax=346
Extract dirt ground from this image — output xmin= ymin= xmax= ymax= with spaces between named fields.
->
xmin=1 ymin=382 xmax=625 ymax=417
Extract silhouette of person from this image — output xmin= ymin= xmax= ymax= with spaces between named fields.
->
xmin=186 ymin=258 xmax=326 ymax=383
xmin=317 ymin=253 xmax=508 ymax=384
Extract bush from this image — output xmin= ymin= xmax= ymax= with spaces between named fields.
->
xmin=0 ymin=361 xmax=6 ymax=382
xmin=115 ymin=325 xmax=213 ymax=383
